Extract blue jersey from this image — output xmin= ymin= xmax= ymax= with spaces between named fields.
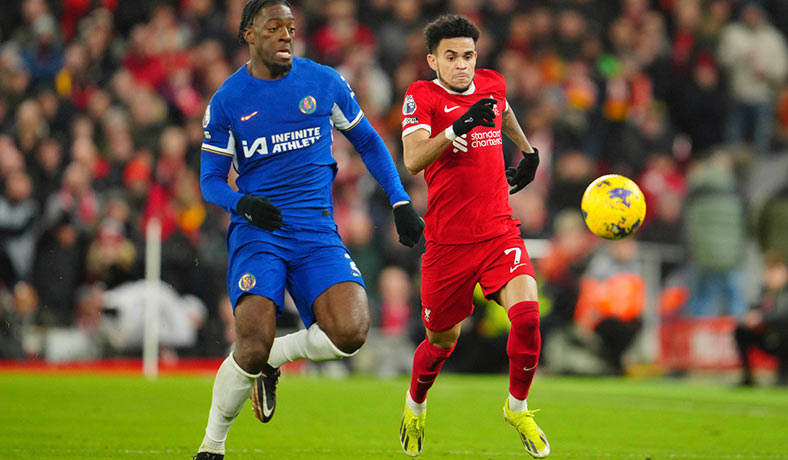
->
xmin=202 ymin=57 xmax=364 ymax=231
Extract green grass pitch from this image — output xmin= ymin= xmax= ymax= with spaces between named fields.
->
xmin=1 ymin=372 xmax=787 ymax=459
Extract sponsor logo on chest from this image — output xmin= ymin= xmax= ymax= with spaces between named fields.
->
xmin=241 ymin=126 xmax=322 ymax=158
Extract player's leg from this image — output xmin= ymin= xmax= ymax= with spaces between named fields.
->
xmin=265 ymin=281 xmax=370 ymax=366
xmin=498 ymin=274 xmax=541 ymax=405
xmin=400 ymin=323 xmax=460 ymax=457
xmin=481 ymin=231 xmax=549 ymax=458
xmin=311 ymin=281 xmax=370 ymax=353
xmin=497 ymin=274 xmax=550 ymax=458
xmin=255 ymin=283 xmax=366 ymax=425
xmin=401 ymin=242 xmax=477 ymax=456
xmin=267 ymin=237 xmax=371 ymax=367
xmin=198 ymin=294 xmax=276 ymax=457
xmin=251 ymin=234 xmax=366 ymax=424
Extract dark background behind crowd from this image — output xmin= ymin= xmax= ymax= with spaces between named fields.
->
xmin=1 ymin=0 xmax=788 ymax=379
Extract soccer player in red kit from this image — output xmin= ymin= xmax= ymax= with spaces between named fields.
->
xmin=398 ymin=15 xmax=548 ymax=458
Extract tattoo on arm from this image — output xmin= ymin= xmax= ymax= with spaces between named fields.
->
xmin=501 ymin=108 xmax=533 ymax=153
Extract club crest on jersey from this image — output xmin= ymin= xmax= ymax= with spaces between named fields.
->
xmin=299 ymin=96 xmax=317 ymax=114
xmin=238 ymin=273 xmax=256 ymax=291
xmin=403 ymin=95 xmax=417 ymax=115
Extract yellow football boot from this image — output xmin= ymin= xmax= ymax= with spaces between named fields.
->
xmin=399 ymin=400 xmax=426 ymax=457
xmin=503 ymin=399 xmax=550 ymax=458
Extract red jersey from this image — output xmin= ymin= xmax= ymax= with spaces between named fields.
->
xmin=401 ymin=69 xmax=519 ymax=244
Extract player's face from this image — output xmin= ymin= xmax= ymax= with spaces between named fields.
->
xmin=427 ymin=37 xmax=477 ymax=93
xmin=245 ymin=4 xmax=295 ymax=77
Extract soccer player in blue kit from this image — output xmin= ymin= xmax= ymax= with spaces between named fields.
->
xmin=194 ymin=1 xmax=424 ymax=458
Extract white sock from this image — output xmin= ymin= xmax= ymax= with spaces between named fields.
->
xmin=199 ymin=355 xmax=260 ymax=454
xmin=406 ymin=391 xmax=427 ymax=415
xmin=267 ymin=323 xmax=356 ymax=368
xmin=508 ymin=393 xmax=528 ymax=413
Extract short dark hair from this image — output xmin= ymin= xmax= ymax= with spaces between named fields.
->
xmin=237 ymin=0 xmax=292 ymax=44
xmin=424 ymin=14 xmax=480 ymax=54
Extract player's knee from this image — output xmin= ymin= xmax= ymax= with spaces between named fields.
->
xmin=511 ymin=310 xmax=539 ymax=333
xmin=331 ymin=318 xmax=369 ymax=354
xmin=509 ymin=302 xmax=540 ymax=330
xmin=508 ymin=303 xmax=541 ymax=352
xmin=234 ymin=336 xmax=271 ymax=374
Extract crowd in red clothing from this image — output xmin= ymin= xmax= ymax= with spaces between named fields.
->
xmin=1 ymin=0 xmax=788 ymax=365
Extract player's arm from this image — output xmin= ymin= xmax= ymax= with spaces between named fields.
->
xmin=501 ymin=105 xmax=539 ymax=195
xmin=199 ymin=150 xmax=243 ymax=213
xmin=199 ymin=152 xmax=282 ymax=231
xmin=342 ymin=117 xmax=424 ymax=247
xmin=402 ymin=128 xmax=452 ymax=175
xmin=501 ymin=106 xmax=534 ymax=154
xmin=199 ymin=96 xmax=280 ymax=231
xmin=402 ymin=98 xmax=498 ymax=175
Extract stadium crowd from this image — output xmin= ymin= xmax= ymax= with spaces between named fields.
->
xmin=1 ymin=0 xmax=787 ymax=380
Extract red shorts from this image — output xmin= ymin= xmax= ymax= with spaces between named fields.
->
xmin=419 ymin=226 xmax=536 ymax=332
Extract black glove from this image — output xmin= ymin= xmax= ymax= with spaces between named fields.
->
xmin=505 ymin=148 xmax=540 ymax=195
xmin=393 ymin=202 xmax=425 ymax=248
xmin=452 ymin=98 xmax=497 ymax=137
xmin=236 ymin=195 xmax=283 ymax=231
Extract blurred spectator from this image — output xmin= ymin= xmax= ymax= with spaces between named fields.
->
xmin=373 ymin=265 xmax=417 ymax=376
xmin=538 ymin=208 xmax=595 ymax=363
xmin=342 ymin=206 xmax=383 ymax=301
xmin=0 ymin=282 xmax=39 ymax=359
xmin=671 ymin=53 xmax=729 ymax=155
xmin=21 ymin=14 xmax=63 ymax=86
xmin=734 ymin=251 xmax=788 ymax=386
xmin=575 ymin=238 xmax=645 ymax=374
xmin=683 ymin=150 xmax=748 ymax=316
xmin=311 ymin=0 xmax=376 ymax=67
xmin=637 ymin=153 xmax=687 ymax=243
xmin=73 ymin=282 xmax=104 ymax=333
xmin=718 ymin=2 xmax=788 ymax=154
xmin=32 ymin=214 xmax=87 ymax=326
xmin=547 ymin=150 xmax=595 ymax=224
xmin=756 ymin=183 xmax=788 ymax=258
xmin=85 ymin=217 xmax=139 ymax=288
xmin=102 ymin=279 xmax=207 ymax=355
xmin=0 ymin=169 xmax=38 ymax=281
xmin=30 ymin=138 xmax=65 ymax=207
xmin=44 ymin=161 xmax=99 ymax=231
xmin=379 ymin=265 xmax=412 ymax=338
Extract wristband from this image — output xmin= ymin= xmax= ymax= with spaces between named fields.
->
xmin=444 ymin=125 xmax=458 ymax=141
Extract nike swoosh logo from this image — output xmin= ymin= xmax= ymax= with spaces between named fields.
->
xmin=417 ymin=378 xmax=434 ymax=384
xmin=523 ymin=365 xmax=537 ymax=371
xmin=241 ymin=111 xmax=259 ymax=121
xmin=262 ymin=398 xmax=273 ymax=417
xmin=444 ymin=105 xmax=460 ymax=113
xmin=510 ymin=263 xmax=528 ymax=273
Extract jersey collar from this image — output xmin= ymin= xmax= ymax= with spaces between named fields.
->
xmin=432 ymin=78 xmax=476 ymax=95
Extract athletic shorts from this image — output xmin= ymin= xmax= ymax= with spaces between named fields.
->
xmin=420 ymin=226 xmax=535 ymax=332
xmin=226 ymin=224 xmax=365 ymax=327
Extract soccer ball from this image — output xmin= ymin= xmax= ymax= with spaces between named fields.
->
xmin=581 ymin=174 xmax=646 ymax=240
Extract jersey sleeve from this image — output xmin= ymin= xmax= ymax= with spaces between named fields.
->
xmin=401 ymin=82 xmax=434 ymax=138
xmin=201 ymin=93 xmax=236 ymax=158
xmin=329 ymin=69 xmax=364 ymax=131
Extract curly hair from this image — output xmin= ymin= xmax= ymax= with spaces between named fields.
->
xmin=424 ymin=14 xmax=480 ymax=54
xmin=237 ymin=0 xmax=292 ymax=44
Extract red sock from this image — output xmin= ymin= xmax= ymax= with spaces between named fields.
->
xmin=507 ymin=301 xmax=541 ymax=400
xmin=409 ymin=338 xmax=454 ymax=403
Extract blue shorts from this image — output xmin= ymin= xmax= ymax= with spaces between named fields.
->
xmin=226 ymin=224 xmax=365 ymax=327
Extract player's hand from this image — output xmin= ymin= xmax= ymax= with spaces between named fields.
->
xmin=236 ymin=195 xmax=283 ymax=231
xmin=505 ymin=148 xmax=540 ymax=195
xmin=452 ymin=98 xmax=497 ymax=137
xmin=393 ymin=202 xmax=425 ymax=248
